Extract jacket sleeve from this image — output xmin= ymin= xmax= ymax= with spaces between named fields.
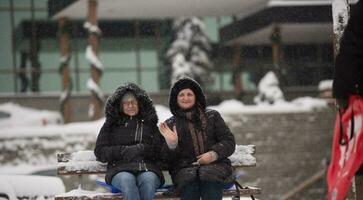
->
xmin=210 ymin=110 xmax=236 ymax=159
xmin=94 ymin=122 xmax=127 ymax=163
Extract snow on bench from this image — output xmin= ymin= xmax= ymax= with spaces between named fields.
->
xmin=57 ymin=145 xmax=256 ymax=175
xmin=55 ymin=145 xmax=260 ymax=200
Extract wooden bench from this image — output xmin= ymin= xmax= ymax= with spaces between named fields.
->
xmin=55 ymin=145 xmax=261 ymax=200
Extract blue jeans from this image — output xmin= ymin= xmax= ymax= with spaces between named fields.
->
xmin=111 ymin=171 xmax=160 ymax=200
xmin=181 ymin=180 xmax=223 ymax=200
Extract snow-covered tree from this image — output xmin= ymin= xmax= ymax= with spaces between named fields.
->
xmin=254 ymin=71 xmax=285 ymax=104
xmin=164 ymin=17 xmax=213 ymax=87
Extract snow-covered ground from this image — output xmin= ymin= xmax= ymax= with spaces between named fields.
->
xmin=0 ymin=175 xmax=65 ymax=199
xmin=210 ymin=97 xmax=327 ymax=114
xmin=0 ymin=102 xmax=62 ymax=128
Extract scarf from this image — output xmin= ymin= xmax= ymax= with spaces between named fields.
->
xmin=177 ymin=105 xmax=207 ymax=156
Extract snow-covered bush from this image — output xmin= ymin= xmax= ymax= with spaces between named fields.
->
xmin=254 ymin=71 xmax=285 ymax=104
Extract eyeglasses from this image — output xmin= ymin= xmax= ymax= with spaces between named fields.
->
xmin=122 ymin=100 xmax=138 ymax=107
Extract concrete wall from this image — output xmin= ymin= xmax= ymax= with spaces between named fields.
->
xmin=223 ymin=109 xmax=335 ymax=200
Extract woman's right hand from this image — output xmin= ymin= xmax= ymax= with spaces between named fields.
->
xmin=159 ymin=122 xmax=178 ymax=149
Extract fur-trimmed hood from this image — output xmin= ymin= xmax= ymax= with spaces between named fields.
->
xmin=169 ymin=77 xmax=206 ymax=116
xmin=105 ymin=83 xmax=158 ymax=126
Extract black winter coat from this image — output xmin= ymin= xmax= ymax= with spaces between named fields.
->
xmin=162 ymin=77 xmax=236 ymax=190
xmin=333 ymin=0 xmax=363 ymax=99
xmin=94 ymin=83 xmax=164 ymax=185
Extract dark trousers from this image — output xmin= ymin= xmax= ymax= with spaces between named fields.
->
xmin=181 ymin=180 xmax=223 ymax=200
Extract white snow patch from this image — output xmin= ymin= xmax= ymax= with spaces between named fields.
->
xmin=210 ymin=97 xmax=327 ymax=114
xmin=0 ymin=103 xmax=62 ymax=128
xmin=0 ymin=118 xmax=104 ymax=138
xmin=318 ymin=79 xmax=333 ymax=91
xmin=155 ymin=104 xmax=172 ymax=123
xmin=0 ymin=175 xmax=65 ymax=197
xmin=56 ymin=189 xmax=115 ymax=197
xmin=228 ymin=145 xmax=256 ymax=166
xmin=0 ymin=165 xmax=56 ymax=175
xmin=254 ymin=71 xmax=284 ymax=105
xmin=83 ymin=21 xmax=101 ymax=35
xmin=86 ymin=45 xmax=104 ymax=70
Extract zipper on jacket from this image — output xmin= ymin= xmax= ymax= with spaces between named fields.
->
xmin=134 ymin=121 xmax=139 ymax=142
xmin=140 ymin=121 xmax=143 ymax=143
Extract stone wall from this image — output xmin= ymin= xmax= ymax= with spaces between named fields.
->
xmin=222 ymin=108 xmax=335 ymax=199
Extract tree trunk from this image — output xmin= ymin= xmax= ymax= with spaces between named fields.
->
xmin=58 ymin=17 xmax=72 ymax=123
xmin=87 ymin=0 xmax=103 ymax=120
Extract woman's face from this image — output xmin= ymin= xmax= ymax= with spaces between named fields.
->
xmin=177 ymin=88 xmax=196 ymax=110
xmin=121 ymin=97 xmax=139 ymax=116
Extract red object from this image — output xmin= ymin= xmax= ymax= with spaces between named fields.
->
xmin=327 ymin=95 xmax=363 ymax=200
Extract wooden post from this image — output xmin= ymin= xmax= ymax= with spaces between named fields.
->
xmin=86 ymin=0 xmax=104 ymax=120
xmin=58 ymin=17 xmax=72 ymax=123
xmin=232 ymin=43 xmax=242 ymax=98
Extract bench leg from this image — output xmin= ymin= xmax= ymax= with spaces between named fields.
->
xmin=250 ymin=195 xmax=255 ymax=200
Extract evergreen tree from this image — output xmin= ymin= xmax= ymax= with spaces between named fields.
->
xmin=164 ymin=17 xmax=213 ymax=87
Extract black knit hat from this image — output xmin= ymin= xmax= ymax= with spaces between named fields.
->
xmin=169 ymin=77 xmax=206 ymax=116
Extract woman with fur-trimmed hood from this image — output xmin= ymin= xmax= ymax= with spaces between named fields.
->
xmin=159 ymin=77 xmax=236 ymax=200
xmin=94 ymin=83 xmax=164 ymax=200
